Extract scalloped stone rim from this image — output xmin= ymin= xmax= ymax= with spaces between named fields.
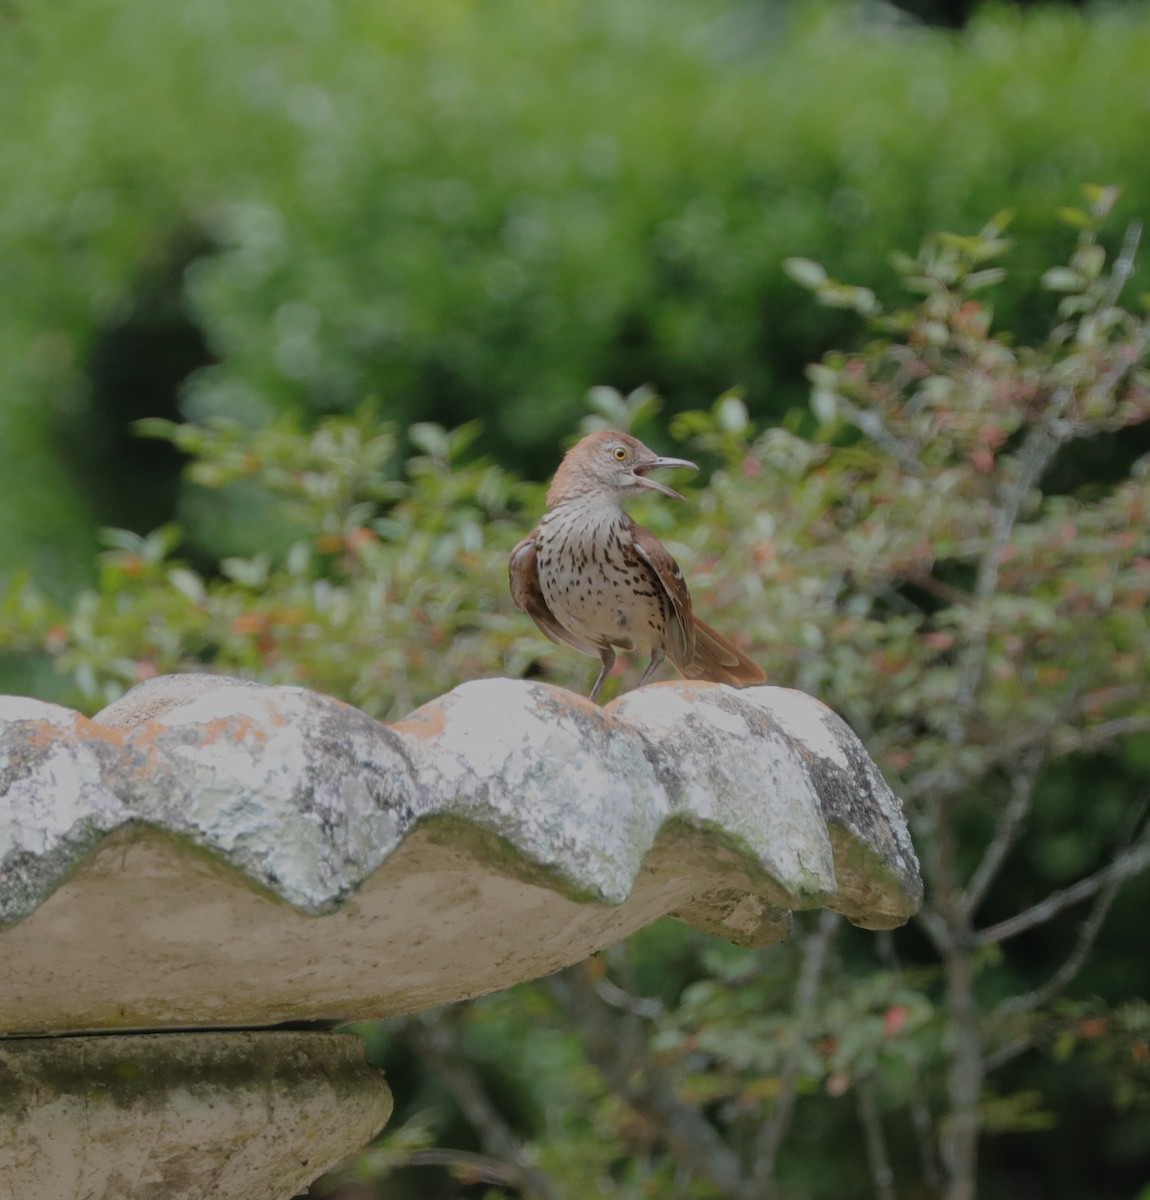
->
xmin=0 ymin=675 xmax=921 ymax=1034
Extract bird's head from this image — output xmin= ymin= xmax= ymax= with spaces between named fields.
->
xmin=547 ymin=430 xmax=698 ymax=507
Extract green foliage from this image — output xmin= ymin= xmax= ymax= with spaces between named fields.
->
xmin=2 ymin=408 xmax=543 ymax=713
xmin=661 ymin=946 xmax=935 ymax=1096
xmin=3 ymin=206 xmax=1149 ymax=1196
xmin=5 ymin=0 xmax=1150 ymax=585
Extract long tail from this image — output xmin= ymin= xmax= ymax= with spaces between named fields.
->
xmin=679 ymin=617 xmax=767 ymax=687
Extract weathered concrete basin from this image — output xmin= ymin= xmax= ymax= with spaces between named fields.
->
xmin=0 ymin=674 xmax=921 ymax=1199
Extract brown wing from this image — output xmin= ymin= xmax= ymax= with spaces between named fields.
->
xmin=508 ymin=529 xmax=602 ymax=656
xmin=628 ymin=520 xmax=696 ymax=668
xmin=629 ymin=521 xmax=766 ymax=687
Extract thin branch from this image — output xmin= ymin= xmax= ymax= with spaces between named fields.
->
xmin=1085 ymin=325 xmax=1150 ymax=420
xmin=915 ymin=770 xmax=985 ymax=1200
xmin=745 ymin=911 xmax=841 ymax=1199
xmin=671 ymin=1162 xmax=696 ymax=1200
xmin=1101 ymin=221 xmax=1143 ymax=311
xmin=546 ymin=965 xmax=746 ymax=1196
xmin=856 ymin=1076 xmax=898 ymax=1200
xmin=949 ymin=387 xmax=1074 ymax=745
xmin=909 ymin=1078 xmax=944 ymax=1194
xmin=402 ymin=1014 xmax=560 ymax=1200
xmin=982 ymin=1033 xmax=1036 ymax=1074
xmin=961 ymin=749 xmax=1045 ymax=920
xmin=1053 ymin=716 xmax=1150 ymax=756
xmin=912 ymin=902 xmax=955 ymax=958
xmin=900 ymin=568 xmax=975 ymax=609
xmin=838 ymin=395 xmax=925 ymax=475
xmin=592 ymin=973 xmax=665 ymax=1020
xmin=986 ymin=876 xmax=1130 ymax=1070
xmin=985 ymin=892 xmax=1120 ymax=1076
xmin=974 ymin=834 xmax=1150 ymax=947
xmin=940 ymin=950 xmax=984 ymax=1200
xmin=986 ymin=785 xmax=1150 ymax=1062
xmin=903 ymin=685 xmax=1147 ymax=805
xmin=874 ymin=932 xmax=944 ymax=1192
xmin=376 ymin=1147 xmax=545 ymax=1190
xmin=1001 ymin=872 xmax=1122 ymax=1020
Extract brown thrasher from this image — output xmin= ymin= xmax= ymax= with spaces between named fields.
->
xmin=509 ymin=429 xmax=766 ymax=701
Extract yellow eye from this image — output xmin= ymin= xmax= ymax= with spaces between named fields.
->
xmin=613 ymin=447 xmax=627 ymax=461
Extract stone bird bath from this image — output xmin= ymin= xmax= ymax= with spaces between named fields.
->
xmin=0 ymin=674 xmax=921 ymax=1199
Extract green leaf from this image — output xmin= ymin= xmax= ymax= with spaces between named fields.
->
xmin=408 ymin=423 xmax=451 ymax=460
xmin=583 ymin=386 xmax=632 ymax=431
xmin=963 ymin=268 xmax=1006 ymax=292
xmin=1057 ymin=206 xmax=1093 ymax=230
xmin=134 ymin=417 xmax=181 ymax=443
xmin=1083 ymin=183 xmax=1120 ymax=218
xmin=220 ymin=555 xmax=270 ymax=588
xmin=972 ymin=237 xmax=1012 ymax=263
xmin=981 ymin=208 xmax=1015 ymax=237
xmin=1041 ymin=267 xmax=1085 ymax=292
xmin=98 ymin=528 xmax=147 ymax=553
xmin=715 ymin=392 xmax=749 ymax=434
xmin=810 ymin=387 xmax=838 ymax=424
xmin=784 ymin=257 xmax=828 ymax=290
xmin=1052 ymin=1031 xmax=1076 ymax=1062
xmin=1072 ymin=243 xmax=1106 ymax=279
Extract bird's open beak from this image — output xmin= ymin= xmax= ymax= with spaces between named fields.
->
xmin=632 ymin=455 xmax=698 ymax=502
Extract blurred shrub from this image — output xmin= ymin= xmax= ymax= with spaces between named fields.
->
xmin=5 ymin=201 xmax=1148 ymax=1197
xmin=3 ymin=0 xmax=1150 ymax=587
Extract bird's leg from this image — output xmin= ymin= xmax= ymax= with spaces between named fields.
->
xmin=635 ymin=647 xmax=665 ymax=690
xmin=588 ymin=645 xmax=616 ymax=702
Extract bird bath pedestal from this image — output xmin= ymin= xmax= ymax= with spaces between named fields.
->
xmin=0 ymin=675 xmax=921 ymax=1200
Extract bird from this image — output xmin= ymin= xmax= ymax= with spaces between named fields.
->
xmin=509 ymin=429 xmax=766 ymax=701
